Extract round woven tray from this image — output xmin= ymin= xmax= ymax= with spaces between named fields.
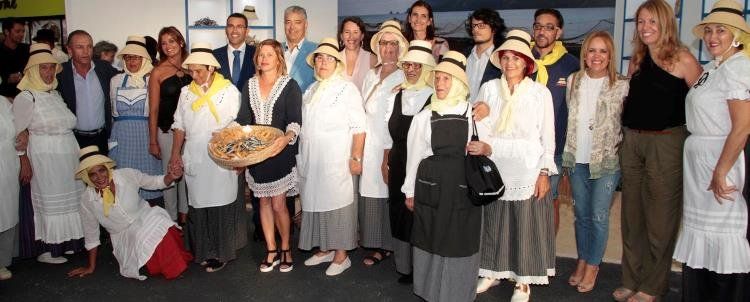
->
xmin=208 ymin=125 xmax=284 ymax=167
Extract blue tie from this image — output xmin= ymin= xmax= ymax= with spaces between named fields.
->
xmin=232 ymin=50 xmax=241 ymax=85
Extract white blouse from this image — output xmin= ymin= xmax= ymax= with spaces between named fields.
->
xmin=574 ymin=74 xmax=605 ymax=163
xmin=341 ymin=48 xmax=373 ymax=93
xmin=385 ymin=86 xmax=433 ymax=121
xmin=401 ymin=101 xmax=490 ymax=198
xmin=172 ymin=84 xmax=240 ymax=208
xmin=79 ymin=168 xmax=175 ymax=280
xmin=359 ymin=68 xmax=405 ymax=198
xmin=476 ymin=78 xmax=557 ymax=201
xmin=298 ymin=77 xmax=366 ymax=212
xmin=0 ymin=97 xmax=19 ymax=232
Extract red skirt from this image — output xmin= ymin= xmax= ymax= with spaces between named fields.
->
xmin=145 ymin=226 xmax=193 ymax=279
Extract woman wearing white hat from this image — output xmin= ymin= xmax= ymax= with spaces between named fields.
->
xmin=473 ymin=29 xmax=556 ymax=301
xmin=672 ymin=1 xmax=750 ymax=300
xmin=67 ymin=146 xmax=192 ymax=280
xmin=13 ymin=43 xmax=85 ymax=264
xmin=0 ymin=84 xmax=20 ymax=280
xmin=387 ymin=39 xmax=435 ymax=284
xmin=169 ymin=42 xmax=244 ymax=273
xmin=402 ymin=50 xmax=486 ymax=301
xmin=358 ymin=19 xmax=407 ymax=267
xmin=297 ymin=38 xmax=366 ymax=276
xmin=108 ymin=36 xmax=163 ymax=206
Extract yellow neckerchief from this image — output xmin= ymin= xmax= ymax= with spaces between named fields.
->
xmin=189 ymin=72 xmax=231 ymax=123
xmin=495 ymin=75 xmax=533 ymax=134
xmin=307 ymin=64 xmax=343 ymax=105
xmin=401 ymin=65 xmax=433 ymax=90
xmin=429 ymin=76 xmax=468 ymax=114
xmin=531 ymin=41 xmax=567 ymax=85
xmin=17 ymin=65 xmax=58 ymax=92
xmin=123 ymin=58 xmax=153 ymax=88
xmin=81 ymin=165 xmax=116 ymax=217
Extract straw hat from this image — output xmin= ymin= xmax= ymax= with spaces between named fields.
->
xmin=117 ymin=36 xmax=150 ymax=60
xmin=398 ymin=40 xmax=437 ymax=69
xmin=306 ymin=37 xmax=344 ymax=67
xmin=243 ymin=5 xmax=258 ymax=20
xmin=693 ymin=0 xmax=750 ymax=37
xmin=75 ymin=146 xmax=116 ymax=179
xmin=370 ymin=20 xmax=408 ymax=59
xmin=182 ymin=42 xmax=221 ymax=69
xmin=24 ymin=43 xmax=62 ymax=73
xmin=490 ymin=29 xmax=537 ymax=73
xmin=427 ymin=50 xmax=468 ymax=88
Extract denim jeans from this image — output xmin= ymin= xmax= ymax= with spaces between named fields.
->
xmin=549 ymin=154 xmax=563 ymax=199
xmin=570 ymin=163 xmax=621 ymax=265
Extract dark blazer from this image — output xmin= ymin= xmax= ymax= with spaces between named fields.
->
xmin=214 ymin=44 xmax=257 ymax=89
xmin=56 ymin=59 xmax=119 ymax=136
xmin=462 ymin=45 xmax=502 ymax=88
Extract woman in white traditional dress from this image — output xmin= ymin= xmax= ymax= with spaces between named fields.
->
xmin=109 ymin=36 xmax=163 ymax=205
xmin=0 ymin=89 xmax=20 ymax=280
xmin=672 ymin=1 xmax=750 ymax=301
xmin=13 ymin=43 xmax=84 ymax=264
xmin=338 ymin=16 xmax=377 ymax=92
xmin=298 ymin=38 xmax=366 ymax=277
xmin=473 ymin=30 xmax=557 ymax=302
xmin=358 ymin=20 xmax=407 ymax=267
xmin=169 ymin=42 xmax=244 ymax=273
xmin=67 ymin=146 xmax=192 ymax=280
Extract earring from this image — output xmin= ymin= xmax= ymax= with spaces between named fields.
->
xmin=731 ymin=40 xmax=741 ymax=48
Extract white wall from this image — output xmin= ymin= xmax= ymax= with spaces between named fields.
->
xmin=274 ymin=0 xmax=338 ymax=44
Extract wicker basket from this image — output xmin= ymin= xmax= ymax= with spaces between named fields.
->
xmin=208 ymin=125 xmax=284 ymax=167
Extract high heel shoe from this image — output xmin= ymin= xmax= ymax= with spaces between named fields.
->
xmin=568 ymin=259 xmax=586 ymax=286
xmin=279 ymin=249 xmax=293 ymax=273
xmin=576 ymin=264 xmax=599 ymax=293
xmin=259 ymin=250 xmax=280 ymax=272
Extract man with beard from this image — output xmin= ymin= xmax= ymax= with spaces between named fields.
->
xmin=531 ymin=8 xmax=579 ymax=234
xmin=0 ymin=18 xmax=30 ymax=98
xmin=463 ymin=8 xmax=506 ymax=102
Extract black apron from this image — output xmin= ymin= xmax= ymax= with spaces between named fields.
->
xmin=388 ymin=90 xmax=430 ymax=241
xmin=410 ymin=104 xmax=481 ymax=257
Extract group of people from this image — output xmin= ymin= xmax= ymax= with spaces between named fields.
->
xmin=1 ymin=0 xmax=749 ymax=301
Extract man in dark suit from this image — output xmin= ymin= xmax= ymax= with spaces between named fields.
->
xmin=56 ymin=30 xmax=119 ymax=154
xmin=214 ymin=13 xmax=256 ymax=89
xmin=463 ymin=8 xmax=506 ymax=103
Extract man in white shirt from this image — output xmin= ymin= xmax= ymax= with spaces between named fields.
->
xmin=463 ymin=8 xmax=506 ymax=102
xmin=282 ymin=5 xmax=317 ymax=92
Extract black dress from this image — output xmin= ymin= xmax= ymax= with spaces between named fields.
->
xmin=158 ymin=74 xmax=192 ymax=132
xmin=388 ymin=89 xmax=430 ymax=242
xmin=236 ymin=75 xmax=302 ymax=197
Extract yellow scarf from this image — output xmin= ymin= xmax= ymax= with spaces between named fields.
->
xmin=429 ymin=76 xmax=468 ymax=114
xmin=189 ymin=72 xmax=231 ymax=123
xmin=400 ymin=65 xmax=433 ymax=90
xmin=123 ymin=58 xmax=153 ymax=88
xmin=495 ymin=75 xmax=533 ymax=134
xmin=532 ymin=41 xmax=567 ymax=85
xmin=308 ymin=64 xmax=344 ymax=105
xmin=17 ymin=65 xmax=58 ymax=92
xmin=81 ymin=165 xmax=116 ymax=217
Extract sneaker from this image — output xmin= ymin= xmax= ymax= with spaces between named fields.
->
xmin=37 ymin=252 xmax=68 ymax=264
xmin=325 ymin=257 xmax=351 ymax=276
xmin=510 ymin=283 xmax=531 ymax=302
xmin=477 ymin=277 xmax=500 ymax=293
xmin=0 ymin=267 xmax=11 ymax=280
xmin=304 ymin=251 xmax=334 ymax=266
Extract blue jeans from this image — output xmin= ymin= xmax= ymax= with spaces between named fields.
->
xmin=550 ymin=154 xmax=563 ymax=199
xmin=570 ymin=163 xmax=621 ymax=265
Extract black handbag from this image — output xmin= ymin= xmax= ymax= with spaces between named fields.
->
xmin=465 ymin=119 xmax=504 ymax=206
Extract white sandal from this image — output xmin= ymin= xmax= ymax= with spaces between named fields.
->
xmin=510 ymin=283 xmax=531 ymax=302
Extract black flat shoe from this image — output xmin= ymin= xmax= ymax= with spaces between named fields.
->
xmin=397 ymin=273 xmax=413 ymax=284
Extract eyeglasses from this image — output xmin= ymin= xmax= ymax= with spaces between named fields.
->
xmin=401 ymin=62 xmax=422 ymax=70
xmin=122 ymin=55 xmax=142 ymax=62
xmin=314 ymin=54 xmax=336 ymax=63
xmin=378 ymin=40 xmax=399 ymax=47
xmin=533 ymin=23 xmax=558 ymax=32
xmin=470 ymin=22 xmax=488 ymax=30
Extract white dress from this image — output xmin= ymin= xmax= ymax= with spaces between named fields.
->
xmin=79 ymin=168 xmax=175 ymax=280
xmin=171 ymin=84 xmax=240 ymax=208
xmin=0 ymin=96 xmax=19 ymax=232
xmin=298 ymin=77 xmax=366 ymax=212
xmin=673 ymin=53 xmax=750 ymax=274
xmin=359 ymin=68 xmax=404 ymax=198
xmin=13 ymin=90 xmax=84 ymax=244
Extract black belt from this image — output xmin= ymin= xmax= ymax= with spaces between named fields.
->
xmin=74 ymin=128 xmax=105 ymax=136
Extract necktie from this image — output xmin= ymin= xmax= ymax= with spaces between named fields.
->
xmin=232 ymin=50 xmax=241 ymax=85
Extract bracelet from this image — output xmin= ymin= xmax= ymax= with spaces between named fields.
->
xmin=539 ymin=168 xmax=549 ymax=176
xmin=350 ymin=156 xmax=362 ymax=162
